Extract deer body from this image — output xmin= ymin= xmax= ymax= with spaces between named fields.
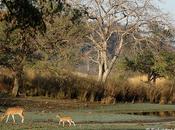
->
xmin=0 ymin=107 xmax=24 ymax=123
xmin=56 ymin=115 xmax=75 ymax=127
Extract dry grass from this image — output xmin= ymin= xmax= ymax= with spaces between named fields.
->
xmin=19 ymin=68 xmax=104 ymax=102
xmin=1 ymin=68 xmax=175 ymax=104
xmin=127 ymin=75 xmax=171 ymax=86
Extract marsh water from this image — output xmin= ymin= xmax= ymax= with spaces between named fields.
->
xmin=127 ymin=111 xmax=175 ymax=117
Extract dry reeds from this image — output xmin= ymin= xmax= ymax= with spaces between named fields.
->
xmin=1 ymin=68 xmax=175 ymax=104
xmin=20 ymin=69 xmax=104 ymax=102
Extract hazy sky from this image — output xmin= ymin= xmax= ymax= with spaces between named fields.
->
xmin=158 ymin=0 xmax=175 ymax=21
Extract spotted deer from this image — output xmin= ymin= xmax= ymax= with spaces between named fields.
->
xmin=0 ymin=107 xmax=24 ymax=123
xmin=56 ymin=114 xmax=76 ymax=127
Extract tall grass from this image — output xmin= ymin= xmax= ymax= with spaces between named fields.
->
xmin=20 ymin=69 xmax=104 ymax=102
xmin=100 ymin=75 xmax=175 ymax=104
xmin=1 ymin=68 xmax=175 ymax=104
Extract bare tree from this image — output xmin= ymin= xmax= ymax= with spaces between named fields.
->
xmin=81 ymin=0 xmax=174 ymax=83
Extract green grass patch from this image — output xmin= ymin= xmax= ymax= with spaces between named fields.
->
xmin=0 ymin=103 xmax=175 ymax=130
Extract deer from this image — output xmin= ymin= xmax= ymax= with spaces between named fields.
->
xmin=0 ymin=106 xmax=24 ymax=123
xmin=56 ymin=114 xmax=76 ymax=127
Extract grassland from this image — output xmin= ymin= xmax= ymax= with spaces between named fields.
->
xmin=0 ymin=98 xmax=175 ymax=130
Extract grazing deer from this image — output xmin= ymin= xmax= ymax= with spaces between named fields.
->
xmin=56 ymin=114 xmax=76 ymax=127
xmin=0 ymin=107 xmax=24 ymax=123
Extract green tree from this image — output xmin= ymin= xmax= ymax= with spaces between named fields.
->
xmin=0 ymin=0 xmax=89 ymax=96
xmin=35 ymin=0 xmax=89 ymax=69
xmin=0 ymin=0 xmax=46 ymax=96
xmin=125 ymin=49 xmax=175 ymax=83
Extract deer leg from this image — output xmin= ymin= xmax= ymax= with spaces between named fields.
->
xmin=68 ymin=120 xmax=71 ymax=126
xmin=19 ymin=114 xmax=24 ymax=123
xmin=59 ymin=121 xmax=61 ymax=125
xmin=12 ymin=115 xmax=15 ymax=123
xmin=71 ymin=121 xmax=76 ymax=126
xmin=63 ymin=121 xmax=65 ymax=127
xmin=5 ymin=115 xmax=9 ymax=123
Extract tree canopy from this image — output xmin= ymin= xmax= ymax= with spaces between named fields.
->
xmin=0 ymin=0 xmax=89 ymax=96
xmin=80 ymin=0 xmax=175 ymax=82
xmin=125 ymin=49 xmax=175 ymax=83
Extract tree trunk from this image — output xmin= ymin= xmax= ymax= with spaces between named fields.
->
xmin=152 ymin=75 xmax=156 ymax=84
xmin=97 ymin=56 xmax=118 ymax=83
xmin=102 ymin=69 xmax=110 ymax=83
xmin=86 ymin=59 xmax=90 ymax=73
xmin=147 ymin=73 xmax=152 ymax=83
xmin=98 ymin=63 xmax=104 ymax=82
xmin=97 ymin=38 xmax=123 ymax=83
xmin=102 ymin=55 xmax=118 ymax=83
xmin=147 ymin=73 xmax=157 ymax=85
xmin=12 ymin=77 xmax=19 ymax=97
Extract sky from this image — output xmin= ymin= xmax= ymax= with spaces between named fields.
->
xmin=158 ymin=0 xmax=175 ymax=22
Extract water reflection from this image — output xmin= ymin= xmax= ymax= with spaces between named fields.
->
xmin=127 ymin=111 xmax=175 ymax=117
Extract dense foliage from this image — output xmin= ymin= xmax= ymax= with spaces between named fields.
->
xmin=125 ymin=50 xmax=175 ymax=83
